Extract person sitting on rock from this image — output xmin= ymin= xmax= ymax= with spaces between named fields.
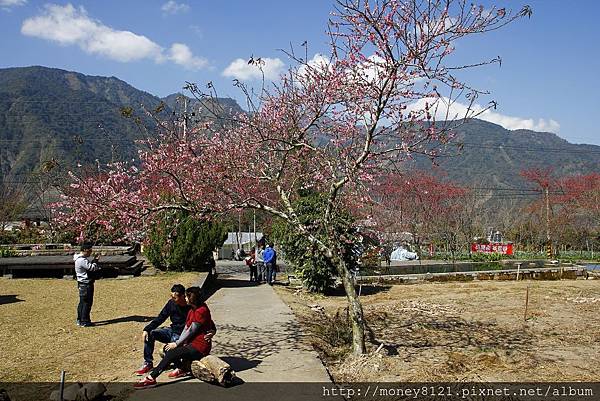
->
xmin=134 ymin=284 xmax=191 ymax=375
xmin=134 ymin=286 xmax=216 ymax=389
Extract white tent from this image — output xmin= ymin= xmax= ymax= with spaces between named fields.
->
xmin=390 ymin=246 xmax=418 ymax=261
xmin=217 ymin=232 xmax=263 ymax=259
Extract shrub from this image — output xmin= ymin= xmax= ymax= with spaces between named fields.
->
xmin=168 ymin=217 xmax=227 ymax=271
xmin=0 ymin=248 xmax=17 ymax=257
xmin=272 ymin=190 xmax=360 ymax=293
xmin=470 ymin=252 xmax=503 ymax=262
xmin=145 ymin=211 xmax=227 ymax=271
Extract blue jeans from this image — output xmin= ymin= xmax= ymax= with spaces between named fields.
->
xmin=257 ymin=262 xmax=265 ymax=282
xmin=144 ymin=327 xmax=180 ymax=364
xmin=266 ymin=262 xmax=276 ymax=283
xmin=77 ymin=282 xmax=94 ymax=324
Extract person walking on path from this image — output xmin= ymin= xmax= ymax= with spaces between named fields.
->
xmin=134 ymin=287 xmax=216 ymax=389
xmin=74 ymin=242 xmax=101 ymax=327
xmin=263 ymin=244 xmax=277 ymax=285
xmin=134 ymin=284 xmax=191 ymax=376
xmin=256 ymin=244 xmax=265 ymax=283
xmin=245 ymin=248 xmax=258 ymax=282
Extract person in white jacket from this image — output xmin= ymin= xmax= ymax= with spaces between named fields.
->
xmin=74 ymin=242 xmax=101 ymax=327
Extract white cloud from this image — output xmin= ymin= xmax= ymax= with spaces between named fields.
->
xmin=21 ymin=3 xmax=207 ymax=69
xmin=161 ymin=1 xmax=189 ymax=15
xmin=222 ymin=57 xmax=285 ymax=81
xmin=168 ymin=43 xmax=208 ymax=70
xmin=406 ymin=97 xmax=560 ymax=133
xmin=479 ymin=110 xmax=560 ymax=133
xmin=1 ymin=0 xmax=26 ymax=7
xmin=345 ymin=54 xmax=424 ymax=88
xmin=358 ymin=55 xmax=386 ymax=84
xmin=296 ymin=53 xmax=331 ymax=78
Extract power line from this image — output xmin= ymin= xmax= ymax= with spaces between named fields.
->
xmin=1 ymin=137 xmax=599 ymax=155
xmin=0 ymin=138 xmax=142 ymax=143
xmin=460 ymin=142 xmax=600 ymax=154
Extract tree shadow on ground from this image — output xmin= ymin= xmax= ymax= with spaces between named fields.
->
xmin=202 ymin=277 xmax=260 ymax=302
xmin=325 ymin=284 xmax=392 ymax=297
xmin=212 ymin=320 xmax=307 ymax=362
xmin=93 ymin=315 xmax=154 ymax=326
xmin=217 ymin=278 xmax=260 ymax=288
xmin=364 ymin=308 xmax=533 ymax=359
xmin=205 ymin=273 xmax=324 ymax=365
xmin=0 ymin=294 xmax=24 ymax=305
xmin=220 ymin=356 xmax=261 ymax=372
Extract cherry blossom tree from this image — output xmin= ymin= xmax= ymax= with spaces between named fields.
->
xmin=56 ymin=0 xmax=530 ymax=354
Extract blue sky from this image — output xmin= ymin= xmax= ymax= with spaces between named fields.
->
xmin=1 ymin=0 xmax=599 ymax=145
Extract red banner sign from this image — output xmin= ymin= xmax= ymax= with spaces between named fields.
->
xmin=471 ymin=243 xmax=513 ymax=255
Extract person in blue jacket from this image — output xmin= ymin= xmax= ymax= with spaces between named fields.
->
xmin=263 ymin=244 xmax=277 ymax=285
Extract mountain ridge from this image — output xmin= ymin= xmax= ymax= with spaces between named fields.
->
xmin=0 ymin=66 xmax=598 ymax=191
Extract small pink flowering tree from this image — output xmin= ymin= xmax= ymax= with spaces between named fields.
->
xmin=56 ymin=0 xmax=530 ymax=354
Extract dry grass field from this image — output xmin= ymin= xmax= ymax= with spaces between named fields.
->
xmin=1 ymin=271 xmax=599 ymax=400
xmin=275 ymin=279 xmax=600 ymax=382
xmin=0 ymin=272 xmax=200 ymax=384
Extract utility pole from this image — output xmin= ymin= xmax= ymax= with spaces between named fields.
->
xmin=183 ymin=96 xmax=188 ymax=136
xmin=237 ymin=210 xmax=242 ymax=253
xmin=545 ymin=186 xmax=552 ymax=259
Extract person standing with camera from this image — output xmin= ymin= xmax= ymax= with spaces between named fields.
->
xmin=74 ymin=242 xmax=101 ymax=327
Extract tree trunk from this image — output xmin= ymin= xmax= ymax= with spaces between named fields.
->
xmin=191 ymin=355 xmax=236 ymax=386
xmin=333 ymin=254 xmax=366 ymax=355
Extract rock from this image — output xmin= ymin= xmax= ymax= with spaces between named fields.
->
xmin=0 ymin=388 xmax=12 ymax=401
xmin=49 ymin=383 xmax=81 ymax=401
xmin=77 ymin=383 xmax=106 ymax=401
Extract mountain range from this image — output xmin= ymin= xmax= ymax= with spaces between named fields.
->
xmin=0 ymin=66 xmax=598 ymax=194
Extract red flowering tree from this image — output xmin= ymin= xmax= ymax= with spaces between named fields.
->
xmin=556 ymin=173 xmax=600 ymax=251
xmin=371 ymin=171 xmax=469 ymax=258
xmin=56 ymin=0 xmax=530 ymax=354
xmin=558 ymin=173 xmax=600 ymax=220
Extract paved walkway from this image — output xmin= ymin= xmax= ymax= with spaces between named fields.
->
xmin=127 ymin=261 xmax=333 ymax=401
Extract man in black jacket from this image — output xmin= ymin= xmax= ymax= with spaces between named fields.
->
xmin=135 ymin=284 xmax=191 ymax=375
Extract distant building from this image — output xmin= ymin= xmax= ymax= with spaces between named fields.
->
xmin=216 ymin=232 xmax=263 ymax=260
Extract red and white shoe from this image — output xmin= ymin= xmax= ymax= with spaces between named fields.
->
xmin=133 ymin=376 xmax=157 ymax=389
xmin=134 ymin=363 xmax=153 ymax=376
xmin=167 ymin=368 xmax=189 ymax=379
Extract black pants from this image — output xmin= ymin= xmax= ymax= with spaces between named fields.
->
xmin=77 ymin=282 xmax=94 ymax=324
xmin=150 ymin=345 xmax=204 ymax=379
xmin=250 ymin=264 xmax=258 ymax=281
